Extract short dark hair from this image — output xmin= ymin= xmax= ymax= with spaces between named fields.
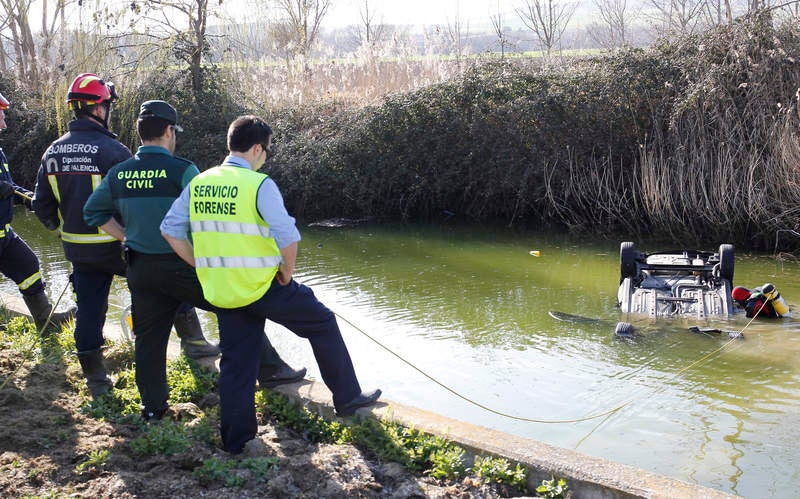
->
xmin=227 ymin=115 xmax=272 ymax=153
xmin=71 ymin=103 xmax=98 ymax=119
xmin=137 ymin=117 xmax=171 ymax=142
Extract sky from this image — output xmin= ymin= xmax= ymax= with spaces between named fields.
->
xmin=324 ymin=0 xmax=515 ymax=28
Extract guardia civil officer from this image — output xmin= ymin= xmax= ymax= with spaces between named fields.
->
xmin=0 ymin=92 xmax=74 ymax=332
xmin=162 ymin=115 xmax=381 ymax=454
xmin=33 ymin=73 xmax=131 ymax=397
xmin=84 ymin=101 xmax=304 ymax=420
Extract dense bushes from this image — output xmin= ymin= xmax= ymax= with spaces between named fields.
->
xmin=269 ymin=52 xmax=678 ymax=229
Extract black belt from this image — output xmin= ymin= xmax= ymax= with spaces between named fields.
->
xmin=129 ymin=250 xmax=179 ymax=261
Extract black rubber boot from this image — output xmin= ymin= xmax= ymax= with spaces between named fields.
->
xmin=22 ymin=291 xmax=76 ymax=334
xmin=76 ymin=349 xmax=113 ymax=398
xmin=257 ymin=343 xmax=306 ymax=388
xmin=173 ymin=308 xmax=220 ymax=359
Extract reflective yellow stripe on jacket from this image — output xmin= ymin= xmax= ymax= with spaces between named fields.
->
xmin=189 ymin=165 xmax=282 ymax=309
xmin=48 ymin=173 xmax=114 ymax=243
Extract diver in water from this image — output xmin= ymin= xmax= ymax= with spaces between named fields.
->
xmin=732 ymin=284 xmax=789 ymax=318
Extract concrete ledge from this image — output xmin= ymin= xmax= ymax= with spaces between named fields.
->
xmin=271 ymin=382 xmax=738 ymax=499
xmin=0 ymin=291 xmax=738 ymax=498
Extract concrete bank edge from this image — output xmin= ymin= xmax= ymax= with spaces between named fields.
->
xmin=0 ymin=291 xmax=739 ymax=499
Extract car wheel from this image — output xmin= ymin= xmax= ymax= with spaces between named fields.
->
xmin=614 ymin=322 xmax=635 ymax=338
xmin=620 ymin=241 xmax=637 ymax=282
xmin=718 ymin=244 xmax=734 ymax=283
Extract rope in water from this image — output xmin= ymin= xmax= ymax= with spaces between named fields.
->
xmin=335 ymin=310 xmax=623 ymax=423
xmin=574 ymin=303 xmax=766 ymax=447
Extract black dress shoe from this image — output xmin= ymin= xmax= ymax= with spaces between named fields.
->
xmin=258 ymin=365 xmax=307 ymax=388
xmin=335 ymin=389 xmax=382 ymax=417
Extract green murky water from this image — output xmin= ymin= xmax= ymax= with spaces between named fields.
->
xmin=4 ymin=207 xmax=799 ymax=497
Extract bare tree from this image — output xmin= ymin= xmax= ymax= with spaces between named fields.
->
xmin=444 ymin=0 xmax=470 ymax=69
xmin=0 ymin=0 xmax=72 ymax=85
xmin=515 ymin=0 xmax=577 ymax=56
xmin=270 ymin=0 xmax=332 ymax=69
xmin=645 ymin=0 xmax=708 ymax=34
xmin=700 ymin=0 xmax=734 ymax=25
xmin=130 ymin=0 xmax=221 ymax=95
xmin=489 ymin=3 xmax=513 ymax=58
xmin=587 ymin=0 xmax=636 ymax=48
xmin=351 ymin=0 xmax=387 ymax=54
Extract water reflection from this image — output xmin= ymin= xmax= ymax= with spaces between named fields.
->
xmin=4 ymin=207 xmax=800 ymax=497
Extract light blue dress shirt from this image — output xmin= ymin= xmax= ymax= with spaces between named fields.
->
xmin=160 ymin=155 xmax=301 ymax=249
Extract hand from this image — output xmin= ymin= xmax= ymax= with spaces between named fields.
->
xmin=21 ymin=191 xmax=33 ymax=210
xmin=0 ymin=181 xmax=13 ymax=199
xmin=275 ymin=265 xmax=292 ymax=286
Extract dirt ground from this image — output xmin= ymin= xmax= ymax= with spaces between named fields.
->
xmin=0 ymin=344 xmax=527 ymax=498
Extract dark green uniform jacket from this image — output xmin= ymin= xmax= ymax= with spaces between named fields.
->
xmin=84 ymin=145 xmax=199 ymax=254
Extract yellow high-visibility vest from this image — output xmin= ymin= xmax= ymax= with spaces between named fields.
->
xmin=189 ymin=165 xmax=282 ymax=308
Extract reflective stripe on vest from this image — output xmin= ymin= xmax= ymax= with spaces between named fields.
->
xmin=195 ymin=255 xmax=283 ymax=269
xmin=189 ymin=165 xmax=281 ymax=309
xmin=190 ymin=220 xmax=271 ymax=238
xmin=0 ymin=223 xmax=10 ymax=238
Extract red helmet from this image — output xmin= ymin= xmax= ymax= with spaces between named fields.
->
xmin=0 ymin=93 xmax=8 ymax=110
xmin=732 ymin=286 xmax=751 ymax=303
xmin=66 ymin=73 xmax=118 ymax=107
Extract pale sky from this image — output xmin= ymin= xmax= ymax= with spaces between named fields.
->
xmin=325 ymin=0 xmax=515 ymax=28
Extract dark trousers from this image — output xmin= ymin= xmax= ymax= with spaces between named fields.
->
xmin=72 ymin=264 xmax=124 ymax=352
xmin=0 ymin=229 xmax=44 ymax=296
xmin=217 ymin=278 xmax=362 ymax=453
xmin=126 ymin=251 xmax=286 ymax=413
xmin=127 ymin=252 xmax=212 ymax=413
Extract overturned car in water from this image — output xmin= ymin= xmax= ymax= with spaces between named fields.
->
xmin=617 ymin=242 xmax=734 ymax=318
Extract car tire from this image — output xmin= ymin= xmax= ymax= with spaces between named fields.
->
xmin=620 ymin=241 xmax=637 ymax=282
xmin=718 ymin=244 xmax=734 ymax=284
xmin=614 ymin=322 xmax=635 ymax=338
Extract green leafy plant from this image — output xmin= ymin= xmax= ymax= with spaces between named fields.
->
xmin=81 ymin=368 xmax=141 ymax=421
xmin=472 ymin=455 xmax=528 ymax=488
xmin=129 ymin=420 xmax=190 ymax=456
xmin=427 ymin=446 xmax=467 ymax=479
xmin=536 ymin=475 xmax=568 ymax=498
xmin=74 ymin=449 xmax=110 ymax=474
xmin=240 ymin=456 xmax=281 ymax=483
xmin=166 ymin=355 xmax=218 ymax=404
xmin=188 ymin=414 xmax=219 ymax=446
xmin=256 ymin=390 xmax=351 ymax=443
xmin=193 ymin=457 xmax=237 ymax=486
xmin=193 ymin=456 xmax=279 ymax=487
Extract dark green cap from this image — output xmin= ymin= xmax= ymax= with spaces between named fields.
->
xmin=138 ymin=100 xmax=183 ymax=132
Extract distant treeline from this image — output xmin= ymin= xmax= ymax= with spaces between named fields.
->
xmin=2 ymin=12 xmax=798 ymax=250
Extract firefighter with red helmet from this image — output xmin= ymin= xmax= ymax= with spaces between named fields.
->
xmin=32 ymin=73 xmax=132 ymax=397
xmin=0 ymin=92 xmax=75 ymax=332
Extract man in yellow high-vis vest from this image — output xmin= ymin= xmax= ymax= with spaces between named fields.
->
xmin=162 ymin=115 xmax=381 ymax=454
